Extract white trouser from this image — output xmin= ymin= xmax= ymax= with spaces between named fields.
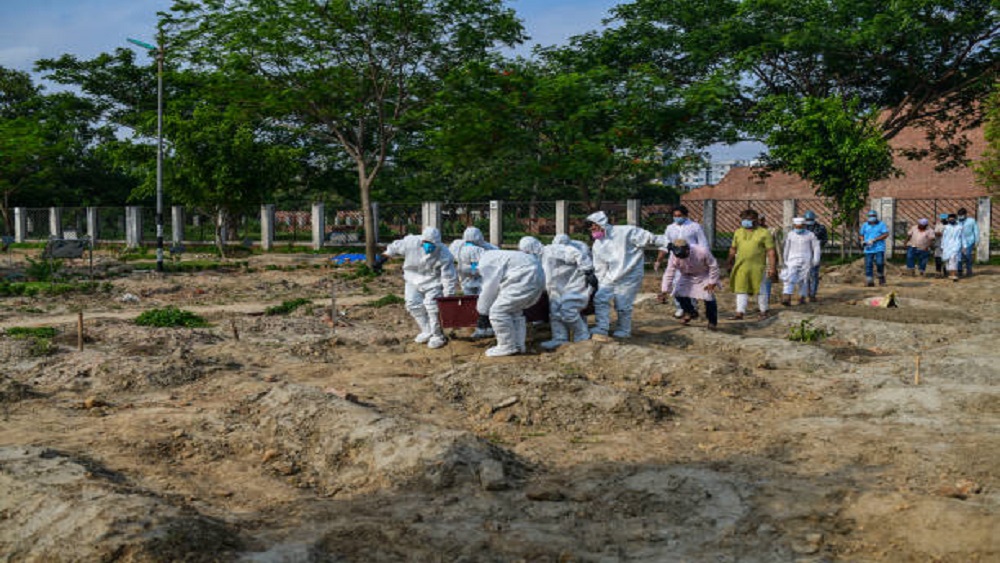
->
xmin=405 ymin=282 xmax=443 ymax=337
xmin=735 ymin=293 xmax=768 ymax=314
xmin=593 ymin=281 xmax=641 ymax=337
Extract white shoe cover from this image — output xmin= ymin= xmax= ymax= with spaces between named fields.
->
xmin=485 ymin=345 xmax=519 ymax=357
xmin=427 ymin=335 xmax=447 ymax=349
xmin=414 ymin=332 xmax=432 ymax=344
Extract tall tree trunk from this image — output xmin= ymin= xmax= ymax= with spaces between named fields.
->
xmin=357 ymin=164 xmax=377 ymax=267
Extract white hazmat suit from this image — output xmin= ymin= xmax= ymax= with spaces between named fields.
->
xmin=383 ymin=226 xmax=458 ymax=349
xmin=477 ymin=249 xmax=545 ymax=357
xmin=540 ymin=237 xmax=593 ymax=349
xmin=448 ymin=226 xmax=497 ymax=295
xmin=588 ymin=211 xmax=669 ymax=338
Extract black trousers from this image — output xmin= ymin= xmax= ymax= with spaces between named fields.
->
xmin=676 ymin=296 xmax=718 ymax=326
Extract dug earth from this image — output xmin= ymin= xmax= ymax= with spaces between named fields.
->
xmin=1 ymin=258 xmax=997 ymax=561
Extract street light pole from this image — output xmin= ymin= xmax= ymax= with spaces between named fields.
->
xmin=127 ymin=35 xmax=165 ymax=273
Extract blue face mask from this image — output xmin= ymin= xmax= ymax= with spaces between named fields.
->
xmin=794 ymin=228 xmax=806 ymax=234
xmin=464 ymin=241 xmax=475 ymax=246
xmin=741 ymin=220 xmax=754 ymax=229
xmin=422 ymin=242 xmax=435 ymax=254
xmin=470 ymin=261 xmax=478 ymax=272
xmin=868 ymin=217 xmax=877 ymax=224
xmin=673 ymin=217 xmax=686 ymax=225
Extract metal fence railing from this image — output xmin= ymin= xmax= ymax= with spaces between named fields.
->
xmin=378 ymin=203 xmax=422 ymax=240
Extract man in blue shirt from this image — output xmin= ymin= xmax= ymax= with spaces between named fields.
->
xmin=956 ymin=207 xmax=979 ymax=278
xmin=858 ymin=210 xmax=889 ymax=287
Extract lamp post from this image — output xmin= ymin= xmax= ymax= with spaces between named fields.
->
xmin=127 ymin=35 xmax=164 ymax=273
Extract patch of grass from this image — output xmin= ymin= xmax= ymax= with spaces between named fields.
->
xmin=264 ymin=298 xmax=314 ymax=316
xmin=345 ymin=263 xmax=379 ymax=280
xmin=0 ymin=281 xmax=106 ymax=297
xmin=5 ymin=326 xmax=57 ymax=339
xmin=135 ymin=306 xmax=210 ymax=328
xmin=25 ymin=256 xmax=62 ymax=282
xmin=787 ymin=318 xmax=832 ymax=343
xmin=368 ymin=294 xmax=405 ymax=308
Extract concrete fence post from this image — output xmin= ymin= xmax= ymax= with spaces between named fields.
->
xmin=49 ymin=207 xmax=63 ymax=239
xmin=125 ymin=206 xmax=142 ymax=248
xmin=311 ymin=202 xmax=325 ymax=250
xmin=626 ymin=199 xmax=641 ymax=226
xmin=878 ymin=197 xmax=898 ymax=256
xmin=14 ymin=207 xmax=26 ymax=242
xmin=702 ymin=199 xmax=717 ymax=250
xmin=422 ymin=201 xmax=441 ymax=231
xmin=261 ymin=204 xmax=275 ymax=251
xmin=782 ymin=199 xmax=797 ymax=232
xmin=977 ymin=196 xmax=991 ymax=263
xmin=86 ymin=207 xmax=99 ymax=243
xmin=489 ymin=200 xmax=503 ymax=247
xmin=555 ymin=200 xmax=569 ymax=235
xmin=171 ymin=206 xmax=184 ymax=245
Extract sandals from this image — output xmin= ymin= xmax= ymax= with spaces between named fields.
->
xmin=680 ymin=311 xmax=699 ymax=324
xmin=728 ymin=313 xmax=745 ymax=321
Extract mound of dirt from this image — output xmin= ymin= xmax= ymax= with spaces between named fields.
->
xmin=0 ymin=446 xmax=241 ymax=562
xmin=433 ymin=362 xmax=670 ymax=431
xmin=232 ymin=384 xmax=526 ymax=496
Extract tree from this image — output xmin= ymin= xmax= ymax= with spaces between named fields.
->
xmin=977 ymin=81 xmax=1000 ymax=196
xmin=752 ymin=95 xmax=897 ymax=229
xmin=165 ymin=0 xmax=524 ymax=265
xmin=604 ymin=0 xmax=999 ymax=203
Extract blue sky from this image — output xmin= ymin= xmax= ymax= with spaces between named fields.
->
xmin=0 ymin=0 xmax=760 ymax=159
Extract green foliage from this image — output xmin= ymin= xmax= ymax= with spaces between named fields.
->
xmin=0 ymin=281 xmax=106 ymax=297
xmin=752 ymin=95 xmax=897 ymax=228
xmin=976 ymin=81 xmax=1000 ymax=196
xmin=24 ymin=256 xmax=63 ymax=282
xmin=345 ymin=264 xmax=379 ymax=280
xmin=134 ymin=306 xmax=210 ymax=328
xmin=368 ymin=294 xmax=406 ymax=308
xmin=264 ymin=298 xmax=313 ymax=316
xmin=787 ymin=318 xmax=832 ymax=343
xmin=5 ymin=326 xmax=57 ymax=339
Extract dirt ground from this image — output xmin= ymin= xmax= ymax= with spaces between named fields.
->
xmin=1 ymin=254 xmax=998 ymax=562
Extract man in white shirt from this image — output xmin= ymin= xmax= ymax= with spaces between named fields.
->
xmin=780 ymin=218 xmax=821 ymax=306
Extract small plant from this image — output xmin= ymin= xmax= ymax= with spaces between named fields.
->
xmin=787 ymin=318 xmax=832 ymax=343
xmin=360 ymin=282 xmax=373 ymax=295
xmin=5 ymin=326 xmax=57 ymax=339
xmin=368 ymin=294 xmax=405 ymax=308
xmin=264 ymin=298 xmax=313 ymax=316
xmin=25 ymin=256 xmax=62 ymax=282
xmin=135 ymin=306 xmax=210 ymax=328
xmin=346 ymin=263 xmax=378 ymax=280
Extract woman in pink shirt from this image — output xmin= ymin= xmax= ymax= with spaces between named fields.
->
xmin=659 ymin=238 xmax=721 ymax=329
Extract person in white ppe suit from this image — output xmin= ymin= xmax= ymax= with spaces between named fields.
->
xmin=537 ymin=235 xmax=594 ymax=349
xmin=780 ymin=218 xmax=821 ymax=306
xmin=382 ymin=226 xmax=458 ymax=349
xmin=587 ymin=211 xmax=669 ymax=339
xmin=448 ymin=226 xmax=498 ymax=338
xmin=476 ymin=248 xmax=545 ymax=357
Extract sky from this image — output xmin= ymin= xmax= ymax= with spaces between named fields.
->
xmin=0 ymin=0 xmax=761 ymax=159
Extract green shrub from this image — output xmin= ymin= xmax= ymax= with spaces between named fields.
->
xmin=787 ymin=318 xmax=832 ymax=343
xmin=135 ymin=306 xmax=210 ymax=328
xmin=5 ymin=326 xmax=57 ymax=339
xmin=25 ymin=256 xmax=62 ymax=282
xmin=264 ymin=298 xmax=313 ymax=316
xmin=368 ymin=294 xmax=405 ymax=308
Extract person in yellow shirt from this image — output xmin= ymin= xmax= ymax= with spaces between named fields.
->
xmin=725 ymin=209 xmax=778 ymax=320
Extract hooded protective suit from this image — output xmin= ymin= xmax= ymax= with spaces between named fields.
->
xmin=477 ymin=250 xmax=545 ymax=357
xmin=448 ymin=227 xmax=497 ymax=295
xmin=540 ymin=238 xmax=593 ymax=349
xmin=552 ymin=233 xmax=592 ymax=259
xmin=384 ymin=226 xmax=458 ymax=348
xmin=587 ymin=211 xmax=668 ymax=338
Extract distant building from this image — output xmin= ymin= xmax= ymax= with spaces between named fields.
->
xmin=678 ymin=159 xmax=759 ymax=190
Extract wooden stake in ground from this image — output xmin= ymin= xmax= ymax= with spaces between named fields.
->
xmin=77 ymin=311 xmax=84 ymax=351
xmin=914 ymin=354 xmax=921 ymax=385
xmin=230 ymin=318 xmax=240 ymax=341
xmin=329 ymin=285 xmax=338 ymax=336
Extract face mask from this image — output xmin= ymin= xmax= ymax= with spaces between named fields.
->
xmin=671 ymin=247 xmax=690 ymax=258
xmin=591 ymin=231 xmax=605 ymax=240
xmin=740 ymin=220 xmax=754 ymax=229
xmin=464 ymin=241 xmax=475 ymax=246
xmin=805 ymin=220 xmax=815 ymax=226
xmin=422 ymin=242 xmax=435 ymax=254
xmin=868 ymin=218 xmax=877 ymax=224
xmin=794 ymin=228 xmax=806 ymax=234
xmin=470 ymin=261 xmax=478 ymax=272
xmin=958 ymin=215 xmax=966 ymax=221
xmin=672 ymin=217 xmax=686 ymax=225
xmin=948 ymin=219 xmax=956 ymax=225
